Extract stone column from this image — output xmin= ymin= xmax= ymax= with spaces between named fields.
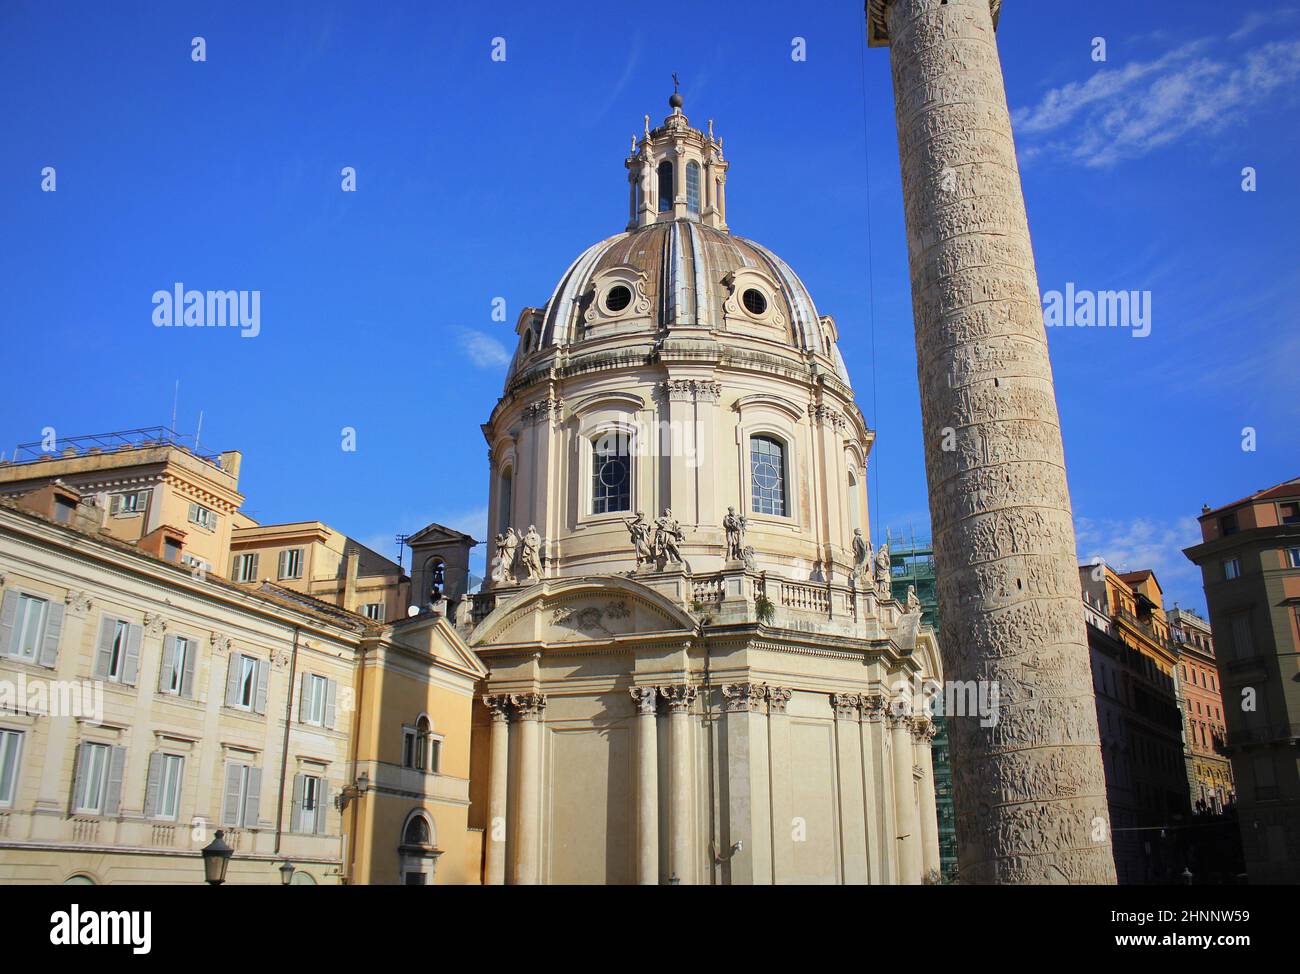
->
xmin=660 ymin=684 xmax=697 ymax=884
xmin=889 ymin=709 xmax=921 ymax=885
xmin=913 ymin=716 xmax=942 ymax=883
xmin=721 ymin=682 xmax=772 ymax=884
xmin=868 ymin=0 xmax=1115 ymax=883
xmin=483 ymin=695 xmax=512 ymax=886
xmin=858 ymin=693 xmax=886 ymax=883
xmin=766 ymin=686 xmax=794 ymax=883
xmin=832 ymin=693 xmax=869 ymax=884
xmin=510 ymin=692 xmax=546 ymax=885
xmin=629 ymin=686 xmax=660 ymax=885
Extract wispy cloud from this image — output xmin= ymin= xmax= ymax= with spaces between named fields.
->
xmin=1075 ymin=514 xmax=1206 ymax=611
xmin=1013 ymin=18 xmax=1300 ymax=168
xmin=458 ymin=329 xmax=512 ymax=369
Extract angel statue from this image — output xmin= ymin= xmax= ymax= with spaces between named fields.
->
xmin=520 ymin=525 xmax=543 ymax=582
xmin=723 ymin=506 xmax=748 ymax=563
xmin=492 ymin=527 xmax=519 ymax=584
xmin=851 ymin=528 xmax=872 ymax=585
xmin=624 ymin=511 xmax=653 ymax=571
xmin=654 ymin=508 xmax=687 ymax=568
xmin=874 ymin=542 xmax=892 ymax=599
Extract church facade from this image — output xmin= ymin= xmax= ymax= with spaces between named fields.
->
xmin=458 ymin=94 xmax=943 ymax=884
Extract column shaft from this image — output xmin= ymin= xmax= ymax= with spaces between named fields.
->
xmin=915 ymin=718 xmax=942 ymax=882
xmin=890 ymin=713 xmax=921 ymax=885
xmin=484 ymin=696 xmax=510 ymax=885
xmin=872 ymin=0 xmax=1115 ymax=883
xmin=661 ymin=684 xmax=697 ymax=884
xmin=630 ymin=687 xmax=660 ymax=885
xmin=511 ymin=692 xmax=545 ymax=885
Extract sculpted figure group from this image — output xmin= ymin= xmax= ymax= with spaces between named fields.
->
xmin=624 ymin=508 xmax=690 ymax=572
xmin=492 ymin=524 xmax=544 ymax=585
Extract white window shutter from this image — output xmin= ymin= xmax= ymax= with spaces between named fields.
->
xmin=92 ymin=616 xmax=115 ymax=680
xmin=249 ymin=553 xmax=259 ymax=580
xmin=143 ymin=752 xmax=163 ymax=818
xmin=230 ymin=555 xmax=243 ymax=581
xmin=224 ymin=655 xmax=241 ymax=708
xmin=325 ymin=679 xmax=337 ymax=729
xmin=158 ymin=635 xmax=176 ymax=692
xmin=278 ymin=551 xmax=288 ymax=578
xmin=188 ymin=502 xmax=199 ymax=523
xmin=243 ymin=766 xmax=262 ymax=827
xmin=254 ymin=659 xmax=270 ymax=715
xmin=0 ymin=591 xmax=17 ymax=655
xmin=180 ymin=641 xmax=197 ymax=698
xmin=220 ymin=763 xmax=242 ymax=826
xmin=70 ymin=743 xmax=89 ymax=813
xmin=291 ymin=774 xmax=305 ymax=832
xmin=121 ymin=623 xmax=143 ymax=685
xmin=39 ymin=599 xmax=63 ymax=668
xmin=104 ymin=746 xmax=127 ymax=816
xmin=315 ymin=780 xmax=329 ymax=834
xmin=110 ymin=494 xmax=122 ymax=515
xmin=298 ymin=674 xmax=309 ymax=724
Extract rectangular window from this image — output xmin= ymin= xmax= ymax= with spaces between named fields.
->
xmin=303 ymin=674 xmax=327 ymax=726
xmin=293 ymin=773 xmax=327 ymax=834
xmin=428 ymin=737 xmax=442 ymax=774
xmin=233 ymin=553 xmax=259 ymax=582
xmin=1287 ymin=547 xmax=1300 ymax=569
xmin=1280 ymin=502 xmax=1300 ymax=525
xmin=112 ymin=490 xmax=148 ymax=516
xmin=11 ymin=594 xmax=48 ymax=660
xmin=187 ymin=503 xmax=218 ymax=531
xmin=591 ymin=433 xmax=632 ymax=515
xmin=1223 ymin=558 xmax=1241 ymax=580
xmin=0 ymin=730 xmax=23 ymax=806
xmin=74 ymin=742 xmax=111 ymax=814
xmin=1230 ymin=612 xmax=1255 ymax=659
xmin=278 ymin=548 xmax=304 ymax=580
xmin=54 ymin=497 xmax=75 ymax=523
xmin=402 ymin=729 xmax=416 ymax=769
xmin=161 ymin=636 xmax=189 ymax=696
xmin=222 ymin=762 xmax=258 ymax=827
xmin=1219 ymin=513 xmax=1238 ymax=536
xmin=156 ymin=753 xmax=184 ymax=820
xmin=362 ymin=602 xmax=384 ymax=622
xmin=237 ymin=655 xmax=256 ymax=709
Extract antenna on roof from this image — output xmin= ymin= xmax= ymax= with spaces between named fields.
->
xmin=194 ymin=411 xmax=204 ymax=454
xmin=395 ymin=533 xmax=410 ymax=572
xmin=171 ymin=379 xmax=180 ymax=434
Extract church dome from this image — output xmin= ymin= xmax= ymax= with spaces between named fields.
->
xmin=505 ymin=93 xmax=851 ymax=388
xmin=514 ymin=222 xmax=852 ymax=385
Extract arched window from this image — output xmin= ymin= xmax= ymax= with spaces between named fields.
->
xmin=686 ymin=161 xmax=701 ymax=214
xmin=847 ymin=468 xmax=861 ymax=532
xmin=750 ymin=435 xmax=787 ymax=517
xmin=499 ymin=466 xmax=513 ymax=529
xmin=657 ymin=161 xmax=674 ymax=213
xmin=591 ymin=431 xmax=631 ymax=514
xmin=415 ymin=716 xmax=431 ymax=771
xmin=404 ymin=815 xmax=431 ymax=847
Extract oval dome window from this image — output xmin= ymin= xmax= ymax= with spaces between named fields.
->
xmin=742 ymin=288 xmax=768 ymax=316
xmin=605 ymin=285 xmax=632 ymax=313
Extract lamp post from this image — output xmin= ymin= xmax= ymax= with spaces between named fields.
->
xmin=201 ymin=830 xmax=234 ymax=885
xmin=279 ymin=861 xmax=296 ymax=886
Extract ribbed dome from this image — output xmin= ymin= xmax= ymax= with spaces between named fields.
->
xmin=511 ymin=221 xmax=852 ymax=384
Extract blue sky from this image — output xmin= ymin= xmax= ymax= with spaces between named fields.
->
xmin=2 ymin=1 xmax=1296 ymax=613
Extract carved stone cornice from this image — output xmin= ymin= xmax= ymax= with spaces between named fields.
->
xmin=721 ymin=682 xmax=766 ymax=713
xmin=629 ymin=686 xmax=659 ymax=716
xmin=766 ymin=685 xmax=792 ymax=715
xmin=658 ymin=684 xmax=697 ymax=714
xmin=830 ymin=692 xmax=862 ymax=720
xmin=524 ymin=396 xmax=563 ymax=426
xmin=656 ymin=378 xmax=721 ymax=404
xmin=510 ymin=692 xmax=547 ymax=720
xmin=483 ymin=694 xmax=512 ymax=723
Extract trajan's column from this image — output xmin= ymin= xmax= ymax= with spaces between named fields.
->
xmin=867 ymin=0 xmax=1116 ymax=883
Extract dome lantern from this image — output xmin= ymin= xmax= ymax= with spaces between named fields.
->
xmin=625 ymin=79 xmax=728 ymax=232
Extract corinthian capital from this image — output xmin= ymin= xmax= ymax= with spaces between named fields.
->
xmin=510 ymin=692 xmax=547 ymax=720
xmin=483 ymin=694 xmax=512 ymax=722
xmin=721 ymin=682 xmax=766 ymax=714
xmin=830 ymin=692 xmax=862 ymax=720
xmin=766 ymin=685 xmax=792 ymax=714
xmin=659 ymin=684 xmax=697 ymax=714
xmin=629 ymin=686 xmax=659 ymax=715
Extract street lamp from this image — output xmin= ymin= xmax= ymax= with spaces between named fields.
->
xmin=201 ymin=830 xmax=234 ymax=885
xmin=279 ymin=861 xmax=296 ymax=886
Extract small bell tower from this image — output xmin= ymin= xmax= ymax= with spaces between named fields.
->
xmin=625 ymin=76 xmax=729 ymax=232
